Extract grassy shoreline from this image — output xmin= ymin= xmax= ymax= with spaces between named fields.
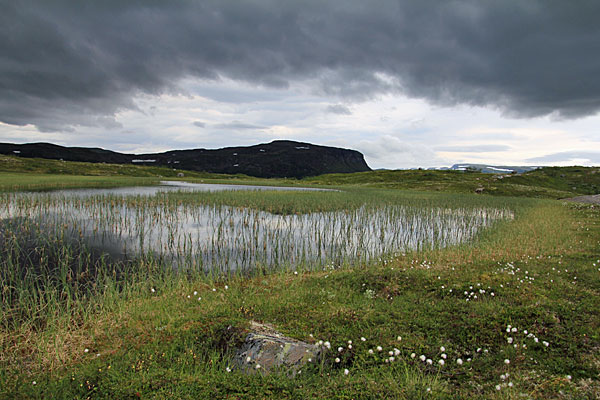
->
xmin=0 ymin=169 xmax=599 ymax=399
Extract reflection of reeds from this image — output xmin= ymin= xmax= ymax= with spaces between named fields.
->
xmin=0 ymin=189 xmax=513 ymax=329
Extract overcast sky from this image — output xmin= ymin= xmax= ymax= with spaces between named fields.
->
xmin=2 ymin=0 xmax=600 ymax=169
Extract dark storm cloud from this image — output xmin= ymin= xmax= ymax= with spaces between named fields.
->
xmin=526 ymin=151 xmax=600 ymax=164
xmin=3 ymin=0 xmax=600 ymax=131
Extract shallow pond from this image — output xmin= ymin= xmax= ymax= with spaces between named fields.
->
xmin=0 ymin=182 xmax=513 ymax=275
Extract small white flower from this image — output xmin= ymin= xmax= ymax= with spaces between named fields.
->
xmin=441 ymin=353 xmax=447 ymax=359
xmin=335 ymin=357 xmax=340 ymax=363
xmin=504 ymin=359 xmax=510 ymax=365
xmin=246 ymin=356 xmax=251 ymax=363
xmin=397 ymin=336 xmax=402 ymax=341
xmin=324 ymin=341 xmax=331 ymax=349
xmin=151 ymin=288 xmax=155 ymax=293
xmin=426 ymin=358 xmax=433 ymax=365
xmin=360 ymin=337 xmax=366 ymax=342
xmin=543 ymin=341 xmax=549 ymax=347
xmin=388 ymin=351 xmax=394 ymax=356
xmin=420 ymin=355 xmax=426 ymax=361
xmin=411 ymin=353 xmax=416 ymax=358
xmin=566 ymin=375 xmax=572 ymax=380
xmin=212 ymin=288 xmax=216 ymax=292
xmin=440 ymin=346 xmax=445 ymax=352
xmin=394 ymin=348 xmax=400 ymax=356
xmin=347 ymin=340 xmax=352 ymax=344
xmin=376 ymin=346 xmax=382 ymax=352
xmin=496 ymin=384 xmax=501 ymax=391
xmin=438 ymin=359 xmax=445 ymax=366
xmin=508 ymin=382 xmax=513 ymax=387
xmin=226 ymin=367 xmax=231 ymax=372
xmin=84 ymin=348 xmax=89 ymax=353
xmin=32 ymin=381 xmax=36 ymax=385
xmin=255 ymin=364 xmax=261 ymax=369
xmin=193 ymin=291 xmax=197 ymax=295
xmin=368 ymin=349 xmax=374 ymax=354
xmin=308 ymin=358 xmax=312 ymax=362
xmin=224 ymin=285 xmax=229 ymax=290
xmin=507 ymin=337 xmax=513 ymax=344
xmin=348 ymin=344 xmax=352 ymax=349
xmin=456 ymin=358 xmax=463 ymax=365
xmin=500 ymin=374 xmax=506 ymax=380
xmin=344 ymin=368 xmax=349 ymax=375
xmin=338 ymin=347 xmax=344 ymax=353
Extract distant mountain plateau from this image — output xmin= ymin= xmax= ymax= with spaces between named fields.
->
xmin=0 ymin=140 xmax=371 ymax=179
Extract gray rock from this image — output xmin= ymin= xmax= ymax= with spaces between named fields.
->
xmin=232 ymin=322 xmax=321 ymax=375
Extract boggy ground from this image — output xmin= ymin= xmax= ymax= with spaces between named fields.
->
xmin=1 ymin=196 xmax=598 ymax=399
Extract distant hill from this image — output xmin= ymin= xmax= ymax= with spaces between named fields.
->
xmin=0 ymin=140 xmax=371 ymax=179
xmin=445 ymin=164 xmax=540 ymax=174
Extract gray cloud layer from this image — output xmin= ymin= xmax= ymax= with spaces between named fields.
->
xmin=526 ymin=151 xmax=600 ymax=164
xmin=3 ymin=1 xmax=600 ymax=132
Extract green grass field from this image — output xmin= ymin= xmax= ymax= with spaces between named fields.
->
xmin=0 ymin=160 xmax=599 ymax=399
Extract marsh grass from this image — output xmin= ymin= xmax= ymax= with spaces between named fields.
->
xmin=0 ymin=186 xmax=599 ymax=399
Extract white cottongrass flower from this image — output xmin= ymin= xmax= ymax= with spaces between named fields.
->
xmin=246 ymin=356 xmax=251 ymax=363
xmin=441 ymin=353 xmax=447 ymax=359
xmin=456 ymin=358 xmax=463 ymax=365
xmin=84 ymin=348 xmax=89 ymax=353
xmin=224 ymin=285 xmax=229 ymax=290
xmin=368 ymin=349 xmax=374 ymax=354
xmin=508 ymin=382 xmax=513 ymax=387
xmin=151 ymin=288 xmax=155 ymax=293
xmin=226 ymin=367 xmax=231 ymax=372
xmin=193 ymin=291 xmax=197 ymax=295
xmin=566 ymin=375 xmax=572 ymax=380
xmin=360 ymin=337 xmax=366 ymax=342
xmin=335 ymin=357 xmax=341 ymax=363
xmin=324 ymin=341 xmax=331 ymax=349
xmin=496 ymin=384 xmax=501 ymax=391
xmin=420 ymin=355 xmax=426 ymax=361
xmin=32 ymin=381 xmax=36 ymax=385
xmin=426 ymin=359 xmax=433 ymax=365
xmin=338 ymin=347 xmax=344 ymax=353
xmin=440 ymin=346 xmax=445 ymax=352
xmin=344 ymin=369 xmax=349 ymax=375
xmin=543 ymin=341 xmax=549 ymax=347
xmin=397 ymin=336 xmax=402 ymax=341
xmin=376 ymin=346 xmax=382 ymax=352
xmin=212 ymin=288 xmax=216 ymax=292
xmin=410 ymin=353 xmax=416 ymax=358
xmin=504 ymin=359 xmax=510 ymax=364
xmin=348 ymin=340 xmax=352 ymax=344
xmin=507 ymin=337 xmax=513 ymax=344
xmin=394 ymin=348 xmax=400 ymax=356
xmin=198 ymin=297 xmax=201 ymax=301
xmin=255 ymin=364 xmax=261 ymax=369
xmin=389 ymin=351 xmax=394 ymax=356
xmin=348 ymin=345 xmax=352 ymax=349
xmin=438 ymin=359 xmax=445 ymax=366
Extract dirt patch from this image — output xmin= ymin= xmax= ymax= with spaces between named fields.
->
xmin=562 ymin=194 xmax=600 ymax=204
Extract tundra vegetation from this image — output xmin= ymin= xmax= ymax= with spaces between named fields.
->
xmin=0 ymin=157 xmax=598 ymax=399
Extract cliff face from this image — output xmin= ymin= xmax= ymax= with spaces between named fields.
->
xmin=0 ymin=140 xmax=371 ymax=178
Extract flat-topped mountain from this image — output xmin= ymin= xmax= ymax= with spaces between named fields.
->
xmin=0 ymin=140 xmax=371 ymax=178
